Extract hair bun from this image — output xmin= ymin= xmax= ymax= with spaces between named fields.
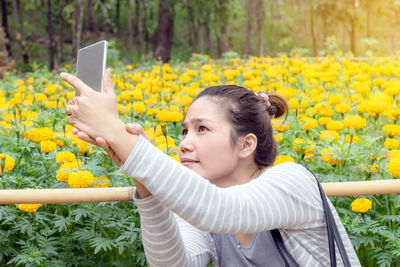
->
xmin=256 ymin=91 xmax=289 ymax=120
xmin=267 ymin=105 xmax=277 ymax=117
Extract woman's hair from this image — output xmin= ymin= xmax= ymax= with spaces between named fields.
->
xmin=193 ymin=85 xmax=288 ymax=168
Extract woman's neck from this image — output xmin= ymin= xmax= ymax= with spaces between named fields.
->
xmin=213 ymin=160 xmax=269 ymax=188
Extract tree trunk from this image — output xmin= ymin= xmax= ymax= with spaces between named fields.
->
xmin=206 ymin=23 xmax=214 ymax=58
xmin=87 ymin=0 xmax=98 ymax=34
xmin=72 ymin=0 xmax=84 ymax=59
xmin=366 ymin=0 xmax=370 ymax=38
xmin=12 ymin=0 xmax=28 ymax=64
xmin=115 ymin=0 xmax=120 ymax=31
xmin=198 ymin=23 xmax=204 ymax=54
xmin=310 ymin=3 xmax=317 ymax=56
xmin=127 ymin=0 xmax=133 ymax=51
xmin=187 ymin=0 xmax=196 ymax=51
xmin=390 ymin=8 xmax=396 ymax=53
xmin=0 ymin=0 xmax=11 ymax=57
xmin=244 ymin=0 xmax=254 ymax=58
xmin=349 ymin=17 xmax=356 ymax=55
xmin=217 ymin=24 xmax=227 ymax=56
xmin=152 ymin=0 xmax=174 ymax=63
xmin=47 ymin=0 xmax=54 ymax=70
xmin=142 ymin=0 xmax=150 ymax=55
xmin=135 ymin=0 xmax=143 ymax=54
xmin=256 ymin=0 xmax=265 ymax=57
xmin=57 ymin=0 xmax=65 ymax=65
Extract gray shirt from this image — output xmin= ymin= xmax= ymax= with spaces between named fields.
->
xmin=121 ymin=135 xmax=361 ymax=266
xmin=210 ymin=231 xmax=286 ymax=266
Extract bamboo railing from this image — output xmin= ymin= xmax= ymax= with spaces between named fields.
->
xmin=1 ymin=179 xmax=400 ymax=204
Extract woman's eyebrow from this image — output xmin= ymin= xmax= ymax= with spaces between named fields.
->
xmin=181 ymin=118 xmax=213 ymax=127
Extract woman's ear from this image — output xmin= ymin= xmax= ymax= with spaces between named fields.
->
xmin=238 ymin=133 xmax=257 ymax=159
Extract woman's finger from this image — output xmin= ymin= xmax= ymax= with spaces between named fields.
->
xmin=60 ymin=72 xmax=91 ymax=96
xmin=96 ymin=137 xmax=122 ymax=166
xmin=76 ymin=131 xmax=97 ymax=145
xmin=126 ymin=123 xmax=150 ymax=141
xmin=72 ymin=127 xmax=79 ymax=135
xmin=102 ymin=68 xmax=115 ymax=95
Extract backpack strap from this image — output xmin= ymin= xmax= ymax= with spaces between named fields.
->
xmin=271 ymin=229 xmax=300 ymax=267
xmin=304 ymin=165 xmax=352 ymax=267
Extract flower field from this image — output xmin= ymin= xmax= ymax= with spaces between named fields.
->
xmin=1 ymin=54 xmax=400 ymax=266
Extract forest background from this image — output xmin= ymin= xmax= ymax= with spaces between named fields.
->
xmin=0 ymin=0 xmax=400 ymax=73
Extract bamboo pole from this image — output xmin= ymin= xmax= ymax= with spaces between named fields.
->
xmin=1 ymin=179 xmax=400 ymax=204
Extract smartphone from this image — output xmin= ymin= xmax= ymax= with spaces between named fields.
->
xmin=76 ymin=40 xmax=108 ymax=96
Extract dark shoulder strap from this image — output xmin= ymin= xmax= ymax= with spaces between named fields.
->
xmin=303 ymin=165 xmax=352 ymax=267
xmin=271 ymin=229 xmax=300 ymax=267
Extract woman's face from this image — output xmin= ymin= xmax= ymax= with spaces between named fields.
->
xmin=178 ymin=97 xmax=241 ymax=183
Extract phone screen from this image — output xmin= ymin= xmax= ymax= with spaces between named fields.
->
xmin=76 ymin=40 xmax=108 ymax=96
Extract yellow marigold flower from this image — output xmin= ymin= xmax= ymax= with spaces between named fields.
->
xmin=27 ymin=77 xmax=34 ymax=84
xmin=56 ymin=151 xmax=76 ymax=164
xmin=36 ymin=94 xmax=48 ymax=104
xmin=351 ymin=198 xmax=372 ymax=213
xmin=388 ymin=157 xmax=400 ymax=177
xmin=73 ymin=139 xmax=91 ymax=155
xmin=59 ymin=160 xmax=80 ymax=170
xmin=343 ymin=115 xmax=367 ymax=130
xmin=387 ymin=149 xmax=400 ymax=159
xmin=223 ymin=69 xmax=239 ymax=80
xmin=304 ymin=141 xmax=316 ymax=154
xmin=0 ymin=154 xmax=15 ymax=174
xmin=18 ymin=203 xmax=42 ymax=213
xmin=382 ymin=124 xmax=400 ymax=137
xmin=326 ymin=120 xmax=344 ymax=131
xmin=157 ymin=110 xmax=183 ymax=123
xmin=24 ymin=127 xmax=54 ymax=143
xmin=56 ymin=170 xmax=70 ymax=183
xmin=171 ymin=154 xmax=180 ymax=162
xmin=68 ymin=170 xmax=94 ymax=188
xmin=321 ymin=147 xmax=341 ymax=166
xmin=370 ymin=164 xmax=379 ymax=173
xmin=132 ymin=102 xmax=146 ymax=114
xmin=318 ymin=116 xmax=332 ymax=126
xmin=384 ymin=138 xmax=400 ymax=150
xmin=93 ymin=177 xmax=111 ymax=188
xmin=320 ymin=106 xmax=334 ymax=117
xmin=320 ymin=130 xmax=339 ymax=142
xmin=335 ymin=103 xmax=351 ymax=114
xmin=271 ymin=119 xmax=290 ymax=132
xmin=180 ymin=74 xmax=192 ymax=84
xmin=155 ymin=135 xmax=176 ymax=151
xmin=274 ymin=155 xmax=295 ymax=166
xmin=292 ymin=138 xmax=304 ymax=153
xmin=302 ymin=118 xmax=318 ymax=130
xmin=44 ymin=100 xmax=57 ymax=109
xmin=345 ymin=134 xmax=359 ymax=143
xmin=66 ymin=91 xmax=75 ymax=100
xmin=274 ymin=134 xmax=283 ymax=142
xmin=329 ymin=95 xmax=345 ymax=105
xmin=40 ymin=140 xmax=57 ymax=153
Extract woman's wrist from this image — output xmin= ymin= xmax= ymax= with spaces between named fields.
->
xmin=106 ymin=120 xmax=139 ymax=163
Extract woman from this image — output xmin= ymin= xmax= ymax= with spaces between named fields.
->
xmin=62 ymin=70 xmax=360 ymax=266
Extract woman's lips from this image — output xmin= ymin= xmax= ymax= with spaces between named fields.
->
xmin=181 ymin=159 xmax=199 ymax=166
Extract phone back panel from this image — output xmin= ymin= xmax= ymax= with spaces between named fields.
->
xmin=76 ymin=40 xmax=107 ymax=95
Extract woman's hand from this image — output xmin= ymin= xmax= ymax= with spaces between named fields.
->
xmin=62 ymin=68 xmax=124 ymax=141
xmin=73 ymin=123 xmax=150 ymax=167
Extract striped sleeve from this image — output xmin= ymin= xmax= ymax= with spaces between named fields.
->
xmin=120 ymin=135 xmax=325 ymax=234
xmin=133 ymin=188 xmax=214 ymax=267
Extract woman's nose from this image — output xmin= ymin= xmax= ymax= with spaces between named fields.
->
xmin=179 ymin=134 xmax=194 ymax=153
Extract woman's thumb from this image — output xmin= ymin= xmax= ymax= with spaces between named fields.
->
xmin=102 ymin=68 xmax=115 ymax=94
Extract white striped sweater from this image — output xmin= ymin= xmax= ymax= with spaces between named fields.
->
xmin=120 ymin=135 xmax=361 ymax=267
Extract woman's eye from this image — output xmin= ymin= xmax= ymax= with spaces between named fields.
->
xmin=181 ymin=129 xmax=188 ymax=135
xmin=199 ymin=126 xmax=208 ymax=132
